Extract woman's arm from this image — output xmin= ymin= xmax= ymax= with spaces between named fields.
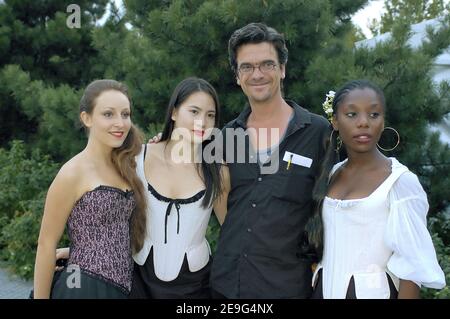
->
xmin=213 ymin=165 xmax=230 ymax=225
xmin=33 ymin=168 xmax=77 ymax=299
xmin=398 ymin=279 xmax=420 ymax=299
xmin=386 ymin=171 xmax=445 ymax=296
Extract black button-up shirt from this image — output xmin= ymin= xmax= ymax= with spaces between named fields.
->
xmin=211 ymin=100 xmax=330 ymax=298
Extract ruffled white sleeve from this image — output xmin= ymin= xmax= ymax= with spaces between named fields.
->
xmin=385 ymin=171 xmax=446 ymax=289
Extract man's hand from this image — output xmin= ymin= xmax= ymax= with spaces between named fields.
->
xmin=148 ymin=132 xmax=162 ymax=144
xmin=55 ymin=247 xmax=69 ymax=271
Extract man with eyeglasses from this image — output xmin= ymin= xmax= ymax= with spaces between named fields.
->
xmin=210 ymin=22 xmax=330 ymax=299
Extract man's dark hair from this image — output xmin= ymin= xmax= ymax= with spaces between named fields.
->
xmin=228 ymin=22 xmax=288 ymax=74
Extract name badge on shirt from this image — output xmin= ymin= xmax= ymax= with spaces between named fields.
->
xmin=283 ymin=151 xmax=313 ymax=168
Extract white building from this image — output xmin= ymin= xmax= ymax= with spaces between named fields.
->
xmin=356 ymin=18 xmax=450 ymax=145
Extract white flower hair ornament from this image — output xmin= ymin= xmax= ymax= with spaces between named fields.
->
xmin=322 ymin=90 xmax=335 ymax=122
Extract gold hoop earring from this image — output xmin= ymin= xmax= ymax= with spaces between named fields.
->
xmin=330 ymin=129 xmax=342 ymax=152
xmin=377 ymin=127 xmax=400 ymax=152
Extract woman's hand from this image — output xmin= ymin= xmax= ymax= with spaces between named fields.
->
xmin=148 ymin=132 xmax=162 ymax=144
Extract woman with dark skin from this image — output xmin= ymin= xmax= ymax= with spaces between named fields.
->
xmin=308 ymin=80 xmax=445 ymax=299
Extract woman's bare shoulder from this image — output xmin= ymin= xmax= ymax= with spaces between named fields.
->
xmin=55 ymin=153 xmax=91 ymax=188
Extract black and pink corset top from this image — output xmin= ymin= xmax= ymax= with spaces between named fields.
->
xmin=67 ymin=185 xmax=135 ymax=294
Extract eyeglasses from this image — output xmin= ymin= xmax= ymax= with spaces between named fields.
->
xmin=238 ymin=61 xmax=278 ymax=74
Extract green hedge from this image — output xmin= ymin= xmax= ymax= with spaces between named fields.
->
xmin=0 ymin=140 xmax=62 ymax=279
xmin=421 ymin=213 xmax=450 ymax=299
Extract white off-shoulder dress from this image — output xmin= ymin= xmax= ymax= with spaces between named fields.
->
xmin=312 ymin=157 xmax=446 ymax=299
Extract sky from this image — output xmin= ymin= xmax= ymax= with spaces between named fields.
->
xmin=351 ymin=0 xmax=386 ymax=38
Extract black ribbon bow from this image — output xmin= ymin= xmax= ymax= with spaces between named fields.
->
xmin=164 ymin=200 xmax=181 ymax=244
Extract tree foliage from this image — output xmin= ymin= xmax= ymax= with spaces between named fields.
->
xmin=369 ymin=0 xmax=450 ymax=36
xmin=0 ymin=0 xmax=107 ymax=149
xmin=0 ymin=0 xmax=448 ymax=297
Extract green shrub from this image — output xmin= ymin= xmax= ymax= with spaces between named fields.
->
xmin=206 ymin=214 xmax=220 ymax=254
xmin=421 ymin=212 xmax=450 ymax=299
xmin=0 ymin=193 xmax=46 ymax=278
xmin=0 ymin=192 xmax=69 ymax=279
xmin=0 ymin=140 xmax=57 ymax=222
xmin=0 ymin=140 xmax=62 ymax=279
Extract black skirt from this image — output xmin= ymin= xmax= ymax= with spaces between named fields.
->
xmin=311 ymin=268 xmax=398 ymax=299
xmin=51 ymin=268 xmax=128 ymax=299
xmin=129 ymin=248 xmax=211 ymax=299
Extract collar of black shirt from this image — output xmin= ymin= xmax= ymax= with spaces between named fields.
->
xmin=234 ymin=100 xmax=312 ymax=136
